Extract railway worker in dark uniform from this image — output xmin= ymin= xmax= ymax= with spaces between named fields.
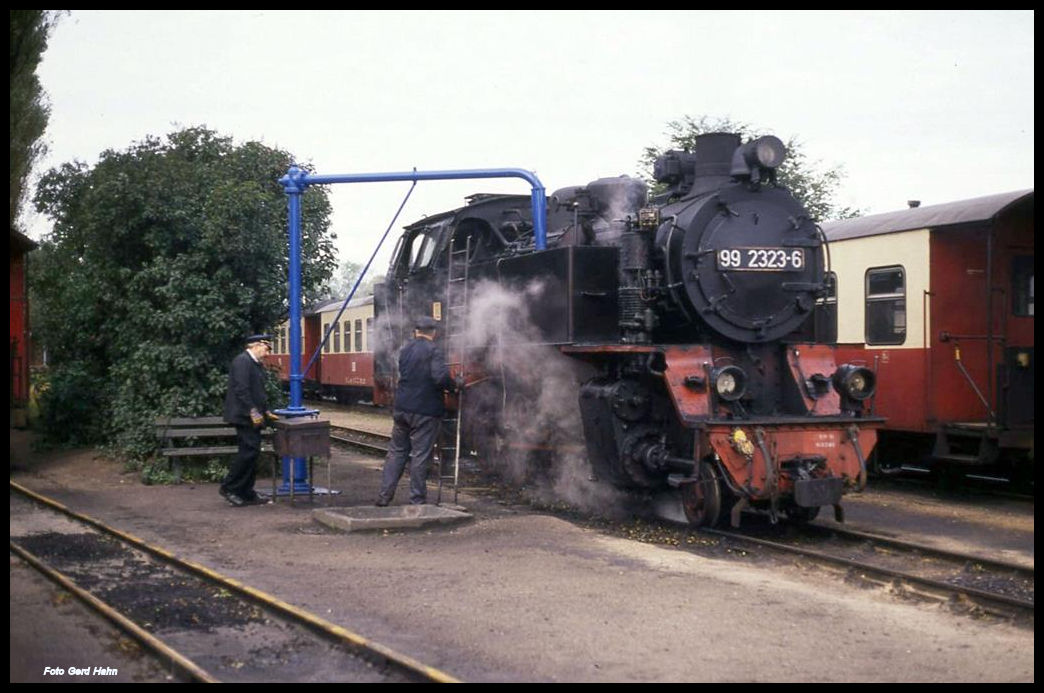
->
xmin=376 ymin=316 xmax=458 ymax=506
xmin=221 ymin=333 xmax=278 ymax=507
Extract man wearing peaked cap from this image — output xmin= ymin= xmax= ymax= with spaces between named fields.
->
xmin=221 ymin=333 xmax=277 ymax=507
xmin=245 ymin=334 xmax=273 ymax=346
xmin=376 ymin=315 xmax=458 ymax=506
xmin=415 ymin=316 xmax=439 ymax=331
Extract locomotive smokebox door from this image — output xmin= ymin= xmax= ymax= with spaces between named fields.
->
xmin=273 ymin=418 xmax=331 ymax=458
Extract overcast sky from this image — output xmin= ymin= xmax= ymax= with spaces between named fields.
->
xmin=26 ymin=10 xmax=1034 ymax=274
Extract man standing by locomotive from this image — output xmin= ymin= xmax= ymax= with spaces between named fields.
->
xmin=376 ymin=316 xmax=458 ymax=506
xmin=221 ymin=334 xmax=278 ymax=507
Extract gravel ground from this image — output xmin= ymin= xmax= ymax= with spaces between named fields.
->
xmin=9 ymin=423 xmax=1035 ymax=683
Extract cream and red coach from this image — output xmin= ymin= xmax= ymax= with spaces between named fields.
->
xmin=821 ymin=190 xmax=1033 ymax=480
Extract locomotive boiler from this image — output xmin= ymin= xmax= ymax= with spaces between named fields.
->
xmin=374 ymin=132 xmax=881 ymax=526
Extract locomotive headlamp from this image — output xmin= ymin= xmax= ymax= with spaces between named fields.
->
xmin=832 ymin=364 xmax=876 ymax=401
xmin=731 ymin=136 xmax=787 ymax=181
xmin=749 ymin=136 xmax=786 ymax=169
xmin=711 ymin=365 xmax=748 ymax=402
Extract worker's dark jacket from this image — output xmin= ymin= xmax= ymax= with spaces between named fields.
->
xmin=223 ymin=350 xmax=269 ymax=426
xmin=394 ymin=337 xmax=454 ymax=417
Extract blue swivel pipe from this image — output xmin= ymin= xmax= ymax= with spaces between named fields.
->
xmin=276 ymin=166 xmax=547 ymax=493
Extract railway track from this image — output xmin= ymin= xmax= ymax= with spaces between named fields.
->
xmin=9 ymin=481 xmax=461 ymax=683
xmin=329 ymin=425 xmax=1035 ymax=623
xmin=330 ymin=424 xmax=390 ymax=455
xmin=700 ymin=522 xmax=1034 ymax=622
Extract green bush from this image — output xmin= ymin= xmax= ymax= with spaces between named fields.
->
xmin=29 ymin=126 xmax=335 ymax=477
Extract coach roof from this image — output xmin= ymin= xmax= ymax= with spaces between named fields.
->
xmin=821 ymin=189 xmax=1033 ymax=242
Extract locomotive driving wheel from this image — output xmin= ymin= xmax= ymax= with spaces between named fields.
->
xmin=680 ymin=460 xmax=725 ymax=527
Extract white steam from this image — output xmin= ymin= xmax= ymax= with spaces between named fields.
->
xmin=454 ymin=278 xmax=636 ymax=520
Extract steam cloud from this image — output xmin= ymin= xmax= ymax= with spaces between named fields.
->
xmin=452 ymin=278 xmax=637 ymax=520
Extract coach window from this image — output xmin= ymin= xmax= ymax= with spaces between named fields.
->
xmin=323 ymin=324 xmax=331 ymax=352
xmin=333 ymin=323 xmax=340 ymax=353
xmin=366 ymin=317 xmax=374 ymax=352
xmin=355 ymin=319 xmax=363 ymax=352
xmin=343 ymin=321 xmax=351 ymax=352
xmin=1012 ymin=255 xmax=1033 ymax=316
xmin=865 ymin=266 xmax=906 ymax=345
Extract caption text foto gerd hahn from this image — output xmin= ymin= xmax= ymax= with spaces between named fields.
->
xmin=43 ymin=666 xmax=118 ymax=676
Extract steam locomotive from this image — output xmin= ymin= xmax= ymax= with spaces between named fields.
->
xmin=373 ymin=133 xmax=882 ymax=526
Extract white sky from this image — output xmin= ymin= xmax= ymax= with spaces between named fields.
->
xmin=26 ymin=10 xmax=1034 ymax=274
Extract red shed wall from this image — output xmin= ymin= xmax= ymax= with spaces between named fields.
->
xmin=10 ymin=250 xmax=31 ymax=403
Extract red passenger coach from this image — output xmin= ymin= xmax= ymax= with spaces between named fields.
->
xmin=272 ymin=295 xmax=376 ymax=404
xmin=820 ymin=190 xmax=1033 ymax=478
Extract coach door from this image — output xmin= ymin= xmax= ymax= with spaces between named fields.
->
xmin=303 ymin=313 xmax=322 ymax=394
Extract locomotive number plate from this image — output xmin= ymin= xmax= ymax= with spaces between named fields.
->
xmin=716 ymin=247 xmax=805 ymax=271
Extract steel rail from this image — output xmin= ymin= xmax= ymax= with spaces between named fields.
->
xmin=800 ymin=523 xmax=1034 ymax=577
xmin=10 ymin=539 xmax=217 ymax=682
xmin=701 ymin=526 xmax=1033 ymax=620
xmin=10 ymin=481 xmax=462 ymax=683
xmin=329 ymin=425 xmax=391 ymax=455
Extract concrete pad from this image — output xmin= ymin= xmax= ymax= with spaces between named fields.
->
xmin=313 ymin=504 xmax=472 ymax=533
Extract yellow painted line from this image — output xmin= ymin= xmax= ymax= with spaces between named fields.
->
xmin=10 ymin=480 xmax=462 ymax=683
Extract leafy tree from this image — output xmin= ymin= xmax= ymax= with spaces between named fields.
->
xmin=31 ymin=127 xmax=336 ymax=466
xmin=640 ymin=115 xmax=862 ymax=221
xmin=10 ymin=10 xmax=64 ymax=232
xmin=322 ymin=257 xmax=383 ymax=300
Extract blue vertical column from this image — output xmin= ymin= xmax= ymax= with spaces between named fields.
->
xmin=276 ymin=166 xmax=316 ymax=494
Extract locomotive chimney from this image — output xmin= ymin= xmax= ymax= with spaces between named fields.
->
xmin=653 ymin=133 xmax=741 ymax=200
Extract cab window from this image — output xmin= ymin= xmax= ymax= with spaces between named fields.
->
xmin=409 ymin=230 xmax=438 ymax=270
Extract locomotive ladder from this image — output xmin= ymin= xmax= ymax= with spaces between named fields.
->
xmin=436 ymin=237 xmax=470 ymax=505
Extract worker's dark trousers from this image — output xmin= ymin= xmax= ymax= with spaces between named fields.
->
xmin=223 ymin=424 xmax=262 ymax=499
xmin=378 ymin=411 xmax=441 ymax=505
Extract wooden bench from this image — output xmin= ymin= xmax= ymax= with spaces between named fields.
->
xmin=154 ymin=416 xmax=274 ymax=483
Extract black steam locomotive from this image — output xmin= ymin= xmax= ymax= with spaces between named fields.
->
xmin=374 ymin=133 xmax=881 ymax=526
